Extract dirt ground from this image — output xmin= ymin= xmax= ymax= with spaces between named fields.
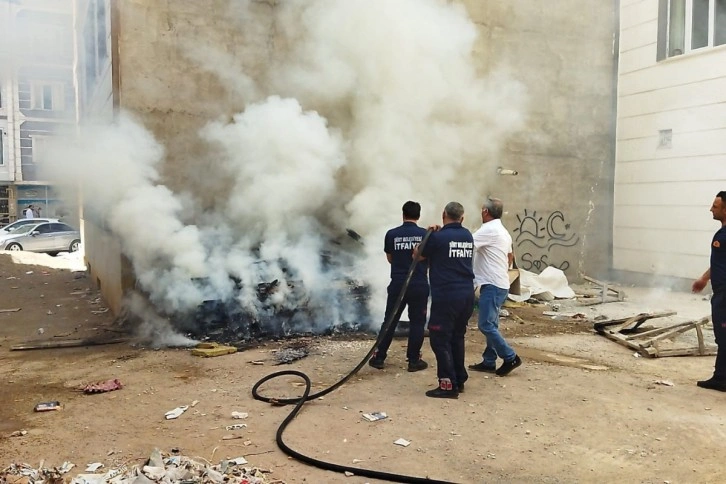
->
xmin=1 ymin=253 xmax=725 ymax=484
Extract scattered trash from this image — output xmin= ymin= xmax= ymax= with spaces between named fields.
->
xmin=25 ymin=271 xmax=33 ymax=274
xmin=37 ymin=327 xmax=45 ymax=335
xmin=34 ymin=401 xmax=61 ymax=412
xmin=225 ymin=423 xmax=247 ymax=431
xmin=9 ymin=430 xmax=28 ymax=437
xmin=82 ymin=378 xmax=123 ymax=394
xmin=345 ymin=471 xmax=355 ymax=477
xmin=0 ymin=308 xmax=21 ymax=313
xmin=654 ymin=380 xmax=674 ymax=387
xmin=550 ymin=303 xmax=561 ymax=312
xmin=633 ymin=352 xmax=641 ymax=358
xmin=498 ymin=308 xmax=510 ymax=317
xmin=231 ymin=411 xmax=249 ymax=419
xmin=250 ymin=360 xmax=265 ymax=365
xmin=393 ymin=438 xmax=411 ymax=447
xmin=0 ymin=450 xmax=277 ymax=484
xmin=222 ymin=435 xmax=243 ymax=440
xmin=191 ymin=342 xmax=237 ymax=358
xmin=362 ymin=412 xmax=388 ymax=422
xmin=164 ymin=405 xmax=189 ymax=420
xmin=191 ymin=400 xmax=200 ymax=407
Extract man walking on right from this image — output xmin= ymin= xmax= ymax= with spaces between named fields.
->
xmin=468 ymin=197 xmax=522 ymax=376
xmin=692 ymin=191 xmax=726 ymax=391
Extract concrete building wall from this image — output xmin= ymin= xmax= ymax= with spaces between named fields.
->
xmin=79 ymin=0 xmax=619 ymax=314
xmin=614 ymin=0 xmax=726 ymax=281
xmin=461 ymin=1 xmax=618 ymax=279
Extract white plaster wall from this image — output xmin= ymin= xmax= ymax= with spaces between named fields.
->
xmin=615 ymin=0 xmax=726 ymax=280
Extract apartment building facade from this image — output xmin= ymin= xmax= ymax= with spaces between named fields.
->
xmin=0 ymin=0 xmax=76 ymax=225
xmin=614 ymin=0 xmax=726 ymax=281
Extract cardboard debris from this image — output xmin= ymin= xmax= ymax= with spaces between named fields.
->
xmin=191 ymin=342 xmax=237 ymax=358
xmin=393 ymin=438 xmax=411 ymax=447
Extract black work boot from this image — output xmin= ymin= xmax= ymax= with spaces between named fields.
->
xmin=496 ymin=355 xmax=522 ymax=376
xmin=407 ymin=359 xmax=428 ymax=372
xmin=697 ymin=377 xmax=726 ymax=392
xmin=468 ymin=361 xmax=496 ymax=373
xmin=457 ymin=383 xmax=465 ymax=393
xmin=425 ymin=379 xmax=458 ymax=399
xmin=368 ymin=358 xmax=385 ymax=370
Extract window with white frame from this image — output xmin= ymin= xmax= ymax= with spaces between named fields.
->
xmin=30 ymin=83 xmax=65 ymax=111
xmin=657 ymin=0 xmax=726 ymax=60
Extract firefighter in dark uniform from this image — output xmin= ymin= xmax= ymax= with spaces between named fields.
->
xmin=693 ymin=191 xmax=726 ymax=391
xmin=369 ymin=201 xmax=430 ymax=372
xmin=415 ymin=201 xmax=474 ymax=399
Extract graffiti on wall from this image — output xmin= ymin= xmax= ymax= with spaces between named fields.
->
xmin=512 ymin=209 xmax=579 ymax=273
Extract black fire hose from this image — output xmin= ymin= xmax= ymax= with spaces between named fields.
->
xmin=252 ymin=229 xmax=458 ymax=483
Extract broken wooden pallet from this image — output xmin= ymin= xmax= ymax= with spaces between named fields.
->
xmin=578 ymin=275 xmax=626 ymax=305
xmin=594 ymin=311 xmax=716 ymax=357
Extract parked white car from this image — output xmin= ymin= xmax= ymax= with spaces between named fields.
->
xmin=1 ymin=222 xmax=81 ymax=255
xmin=1 ymin=218 xmax=59 ymax=234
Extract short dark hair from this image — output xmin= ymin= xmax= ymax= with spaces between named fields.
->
xmin=402 ymin=201 xmax=421 ymax=220
xmin=482 ymin=197 xmax=504 ymax=219
xmin=444 ymin=201 xmax=464 ymax=222
xmin=717 ymin=191 xmax=726 ymax=201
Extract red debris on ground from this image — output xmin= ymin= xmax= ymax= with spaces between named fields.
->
xmin=82 ymin=378 xmax=123 ymax=394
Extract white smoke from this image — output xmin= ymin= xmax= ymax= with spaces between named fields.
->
xmin=48 ymin=0 xmax=528 ymax=340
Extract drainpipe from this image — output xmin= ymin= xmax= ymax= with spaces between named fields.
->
xmin=607 ymin=0 xmax=621 ymax=279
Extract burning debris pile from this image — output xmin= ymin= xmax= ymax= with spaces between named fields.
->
xmin=125 ymin=231 xmax=374 ymax=347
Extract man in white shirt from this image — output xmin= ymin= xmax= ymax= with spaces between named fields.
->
xmin=468 ymin=197 xmax=522 ymax=376
xmin=24 ymin=205 xmax=35 ymax=219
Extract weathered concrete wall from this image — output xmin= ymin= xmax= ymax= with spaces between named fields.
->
xmin=109 ymin=0 xmax=617 ymax=282
xmin=462 ymin=1 xmax=618 ymax=279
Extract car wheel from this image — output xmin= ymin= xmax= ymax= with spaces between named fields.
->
xmin=6 ymin=242 xmax=22 ymax=251
xmin=69 ymin=239 xmax=81 ymax=252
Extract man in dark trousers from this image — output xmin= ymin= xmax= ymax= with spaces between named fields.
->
xmin=369 ymin=201 xmax=430 ymax=372
xmin=415 ymin=201 xmax=474 ymax=399
xmin=692 ymin=191 xmax=726 ymax=391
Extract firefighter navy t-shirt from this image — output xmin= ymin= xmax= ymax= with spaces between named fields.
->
xmin=711 ymin=226 xmax=726 ymax=293
xmin=420 ymin=222 xmax=474 ymax=299
xmin=385 ymin=222 xmax=429 ymax=288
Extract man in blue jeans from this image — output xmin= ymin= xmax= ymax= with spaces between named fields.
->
xmin=468 ymin=197 xmax=522 ymax=376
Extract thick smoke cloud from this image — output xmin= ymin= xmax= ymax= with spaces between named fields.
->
xmin=51 ymin=0 xmax=528 ymax=339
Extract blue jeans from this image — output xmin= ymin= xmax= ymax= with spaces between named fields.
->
xmin=478 ymin=284 xmax=516 ymax=365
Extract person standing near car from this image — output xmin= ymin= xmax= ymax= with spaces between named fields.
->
xmin=415 ymin=201 xmax=474 ymax=399
xmin=468 ymin=197 xmax=522 ymax=377
xmin=692 ymin=191 xmax=726 ymax=391
xmin=24 ymin=205 xmax=34 ymax=219
xmin=369 ymin=201 xmax=430 ymax=372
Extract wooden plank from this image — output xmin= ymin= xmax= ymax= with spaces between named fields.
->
xmin=623 ymin=319 xmax=701 ymax=341
xmin=594 ymin=311 xmax=677 ymax=332
xmin=11 ymin=338 xmax=128 ymax=351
